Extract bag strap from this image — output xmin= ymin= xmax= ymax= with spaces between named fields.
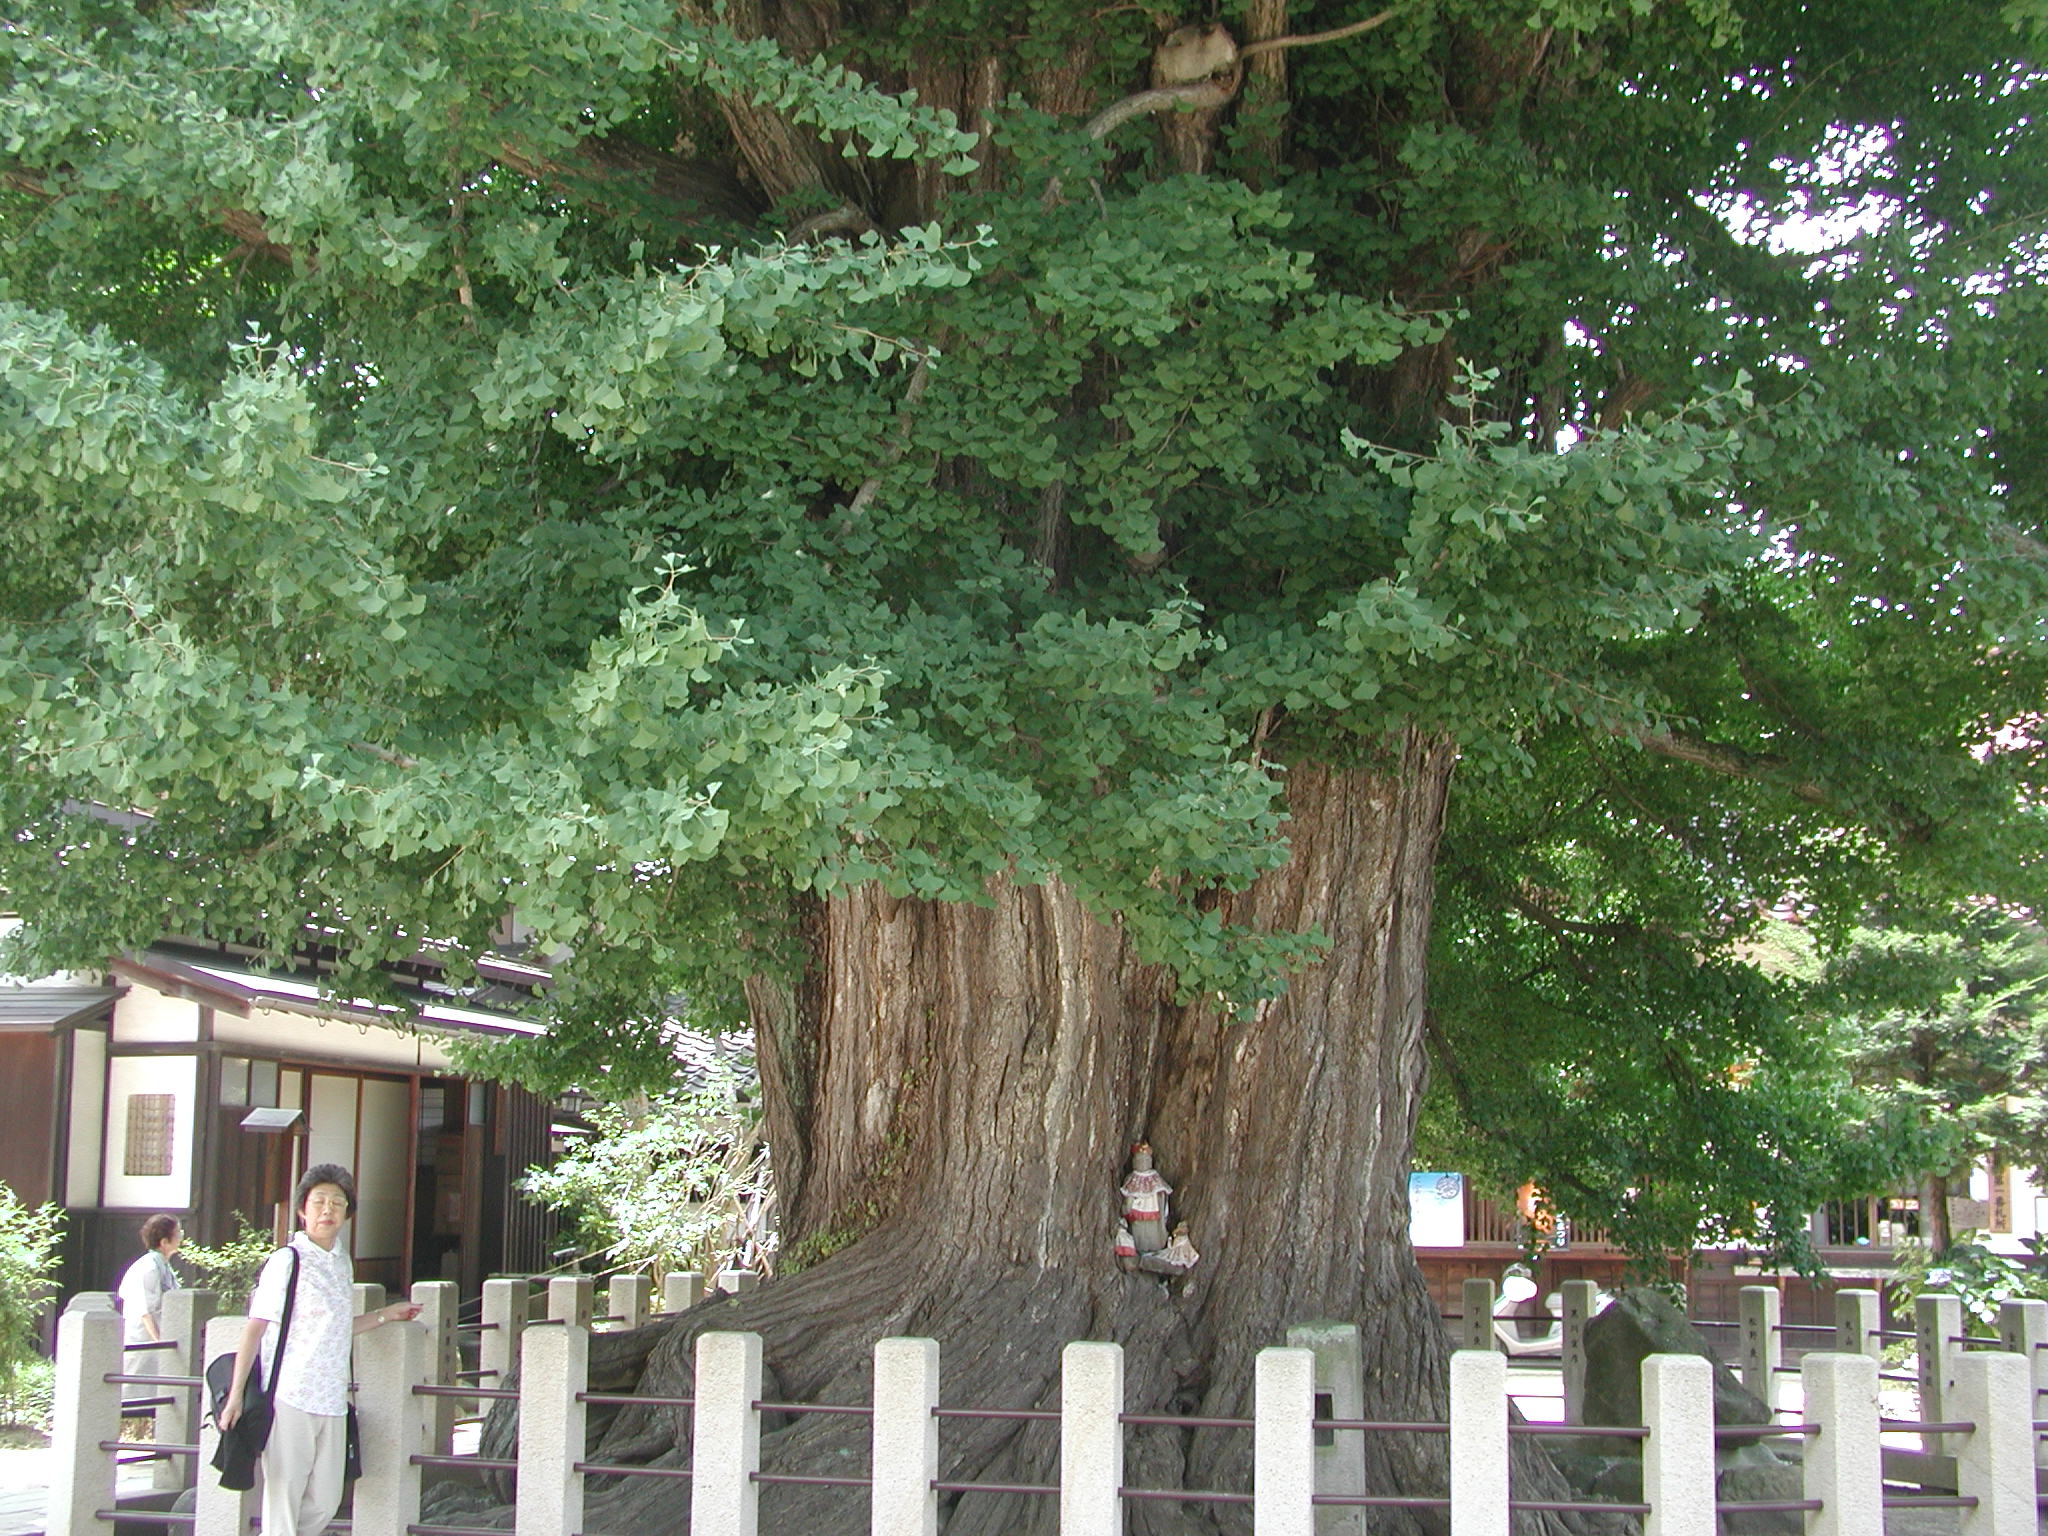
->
xmin=269 ymin=1245 xmax=303 ymax=1381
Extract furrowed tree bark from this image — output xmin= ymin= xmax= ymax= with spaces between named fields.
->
xmin=468 ymin=733 xmax=1600 ymax=1533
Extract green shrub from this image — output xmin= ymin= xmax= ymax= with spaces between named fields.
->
xmin=180 ymin=1214 xmax=276 ymax=1311
xmin=0 ymin=1182 xmax=62 ymax=1416
xmin=520 ymin=1062 xmax=772 ymax=1284
xmin=0 ymin=1356 xmax=55 ymax=1432
xmin=1889 ymin=1233 xmax=2048 ymax=1334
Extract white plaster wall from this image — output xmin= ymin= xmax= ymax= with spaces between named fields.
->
xmin=354 ymin=1078 xmax=409 ymax=1263
xmin=101 ymin=1055 xmax=197 ymax=1209
xmin=211 ymin=1006 xmax=455 ymax=1071
xmin=66 ymin=1028 xmax=106 ymax=1207
xmin=307 ymin=1073 xmax=359 ymax=1177
xmin=2009 ymin=1164 xmax=2042 ymax=1240
xmin=111 ymin=983 xmax=200 ymax=1044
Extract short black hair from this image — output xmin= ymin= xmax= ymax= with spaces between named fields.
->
xmin=294 ymin=1163 xmax=358 ymax=1218
xmin=140 ymin=1213 xmax=179 ymax=1249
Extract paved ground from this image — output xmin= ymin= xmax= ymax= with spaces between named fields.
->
xmin=0 ymin=1440 xmax=159 ymax=1536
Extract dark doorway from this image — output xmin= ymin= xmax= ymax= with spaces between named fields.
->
xmin=411 ymin=1077 xmax=468 ymax=1288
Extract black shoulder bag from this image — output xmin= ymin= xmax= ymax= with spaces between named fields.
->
xmin=205 ymin=1246 xmax=301 ymax=1484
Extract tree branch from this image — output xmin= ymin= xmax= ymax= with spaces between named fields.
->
xmin=351 ymin=740 xmax=420 ymax=770
xmin=839 ymin=354 xmax=932 ymax=527
xmin=1081 ymin=78 xmax=1238 ymax=141
xmin=7 ymin=132 xmax=762 ymax=276
xmin=1631 ymin=728 xmax=1830 ymax=804
xmin=1236 ymin=6 xmax=1399 ymax=60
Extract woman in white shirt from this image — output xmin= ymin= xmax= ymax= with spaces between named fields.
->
xmin=219 ymin=1164 xmax=420 ymax=1536
xmin=116 ymin=1213 xmax=181 ymax=1347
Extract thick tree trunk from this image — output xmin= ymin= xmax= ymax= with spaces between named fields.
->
xmin=471 ymin=733 xmax=1585 ymax=1533
xmin=1919 ymin=1171 xmax=1953 ymax=1254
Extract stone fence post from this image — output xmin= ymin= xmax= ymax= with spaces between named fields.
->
xmin=1642 ymin=1353 xmax=1713 ymax=1536
xmin=194 ymin=1315 xmax=257 ymax=1536
xmin=1941 ymin=1351 xmax=2039 ymax=1536
xmin=1560 ymin=1279 xmax=1598 ymax=1424
xmin=1832 ymin=1289 xmax=1882 ymax=1363
xmin=354 ymin=1315 xmax=428 ymax=1536
xmin=480 ymin=1277 xmax=529 ymax=1386
xmin=1994 ymin=1297 xmax=2046 ymax=1469
xmin=1060 ymin=1341 xmax=1123 ymax=1536
xmin=1286 ymin=1320 xmax=1365 ymax=1534
xmin=547 ymin=1275 xmax=593 ymax=1328
xmin=871 ymin=1336 xmax=940 ymax=1536
xmin=1950 ymin=1349 xmax=2033 ymax=1536
xmin=515 ymin=1322 xmax=589 ymax=1536
xmin=411 ymin=1280 xmax=459 ymax=1456
xmin=1737 ymin=1283 xmax=1781 ymax=1412
xmin=1449 ymin=1349 xmax=1508 ymax=1536
xmin=1254 ymin=1346 xmax=1316 ymax=1536
xmin=605 ymin=1273 xmax=650 ymax=1331
xmin=353 ymin=1282 xmax=387 ymax=1316
xmin=48 ymin=1307 xmax=121 ymax=1536
xmin=663 ymin=1271 xmax=704 ymax=1313
xmin=715 ymin=1269 xmax=758 ymax=1296
xmin=156 ymin=1288 xmax=218 ymax=1491
xmin=1914 ymin=1293 xmax=1961 ymax=1456
xmin=690 ymin=1330 xmax=762 ymax=1536
xmin=1460 ymin=1278 xmax=1497 ymax=1353
xmin=1802 ymin=1352 xmax=1882 ymax=1536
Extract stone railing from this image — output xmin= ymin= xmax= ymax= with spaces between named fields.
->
xmin=47 ymin=1295 xmax=2047 ymax=1536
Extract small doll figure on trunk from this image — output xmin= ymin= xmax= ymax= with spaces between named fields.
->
xmin=1119 ymin=1142 xmax=1172 ymax=1255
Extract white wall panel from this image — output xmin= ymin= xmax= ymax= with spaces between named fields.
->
xmin=101 ymin=1055 xmax=197 ymax=1209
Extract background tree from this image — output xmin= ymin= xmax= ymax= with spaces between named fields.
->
xmin=0 ymin=1182 xmax=62 ymax=1427
xmin=3 ymin=0 xmax=2046 ymax=1530
xmin=1813 ymin=908 xmax=2048 ymax=1252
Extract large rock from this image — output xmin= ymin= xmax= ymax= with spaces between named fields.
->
xmin=1580 ymin=1287 xmax=1772 ymax=1429
xmin=1716 ymin=1442 xmax=1806 ymax=1536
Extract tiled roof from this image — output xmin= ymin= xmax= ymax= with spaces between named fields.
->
xmin=0 ymin=985 xmax=120 ymax=1030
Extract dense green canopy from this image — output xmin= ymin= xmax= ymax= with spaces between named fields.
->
xmin=2 ymin=0 xmax=2044 ymax=1252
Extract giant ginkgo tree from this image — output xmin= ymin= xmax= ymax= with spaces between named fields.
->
xmin=4 ymin=0 xmax=2046 ymax=1529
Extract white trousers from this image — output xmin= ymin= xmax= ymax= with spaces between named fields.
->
xmin=260 ymin=1402 xmax=346 ymax=1536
